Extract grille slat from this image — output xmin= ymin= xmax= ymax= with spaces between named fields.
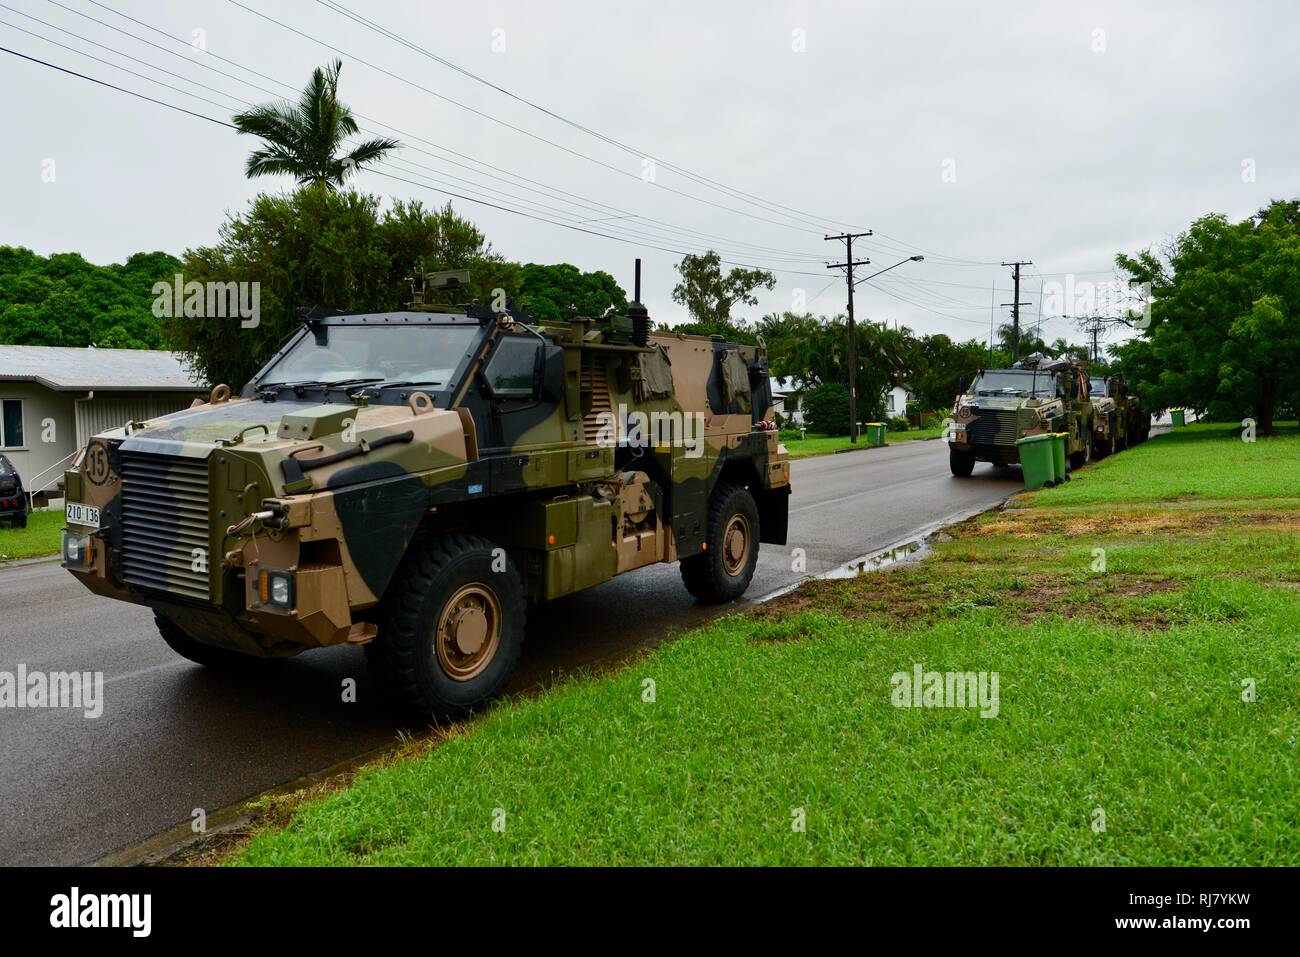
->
xmin=120 ymin=450 xmax=212 ymax=602
xmin=966 ymin=409 xmax=1020 ymax=447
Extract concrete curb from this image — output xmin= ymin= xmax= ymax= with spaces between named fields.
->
xmin=0 ymin=553 xmax=60 ymax=570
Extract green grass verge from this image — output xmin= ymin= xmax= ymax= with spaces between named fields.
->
xmin=0 ymin=510 xmax=63 ymax=562
xmin=1033 ymin=421 xmax=1299 ymax=506
xmin=784 ymin=426 xmax=945 ymax=459
xmin=233 ymin=426 xmax=1300 ymax=866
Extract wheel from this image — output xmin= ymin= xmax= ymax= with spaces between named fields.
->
xmin=949 ymin=446 xmax=976 ymax=477
xmin=12 ymin=512 xmax=25 ymax=528
xmin=1069 ymin=428 xmax=1092 ymax=469
xmin=1095 ymin=426 xmax=1115 ymax=459
xmin=155 ymin=613 xmax=264 ymax=669
xmin=368 ymin=533 xmax=525 ymax=720
xmin=680 ymin=483 xmax=760 ymax=603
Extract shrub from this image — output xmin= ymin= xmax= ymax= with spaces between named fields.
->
xmin=803 ymin=382 xmax=852 ymax=436
xmin=888 ymin=416 xmax=910 ymax=432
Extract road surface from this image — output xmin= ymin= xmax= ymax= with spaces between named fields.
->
xmin=0 ymin=438 xmax=1020 ymax=865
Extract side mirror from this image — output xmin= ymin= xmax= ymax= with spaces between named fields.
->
xmin=957 ymin=376 xmax=970 ymax=395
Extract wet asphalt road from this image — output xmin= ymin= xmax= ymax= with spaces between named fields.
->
xmin=0 ymin=438 xmax=1020 ymax=865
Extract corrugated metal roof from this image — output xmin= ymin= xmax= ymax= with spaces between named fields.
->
xmin=0 ymin=344 xmax=206 ymax=391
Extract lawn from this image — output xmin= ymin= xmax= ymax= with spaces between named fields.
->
xmin=231 ymin=425 xmax=1300 ymax=866
xmin=0 ymin=510 xmax=63 ymax=562
xmin=784 ymin=426 xmax=946 ymax=459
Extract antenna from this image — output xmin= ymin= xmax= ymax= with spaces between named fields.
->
xmin=634 ymin=258 xmax=642 ymax=302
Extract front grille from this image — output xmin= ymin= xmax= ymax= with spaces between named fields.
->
xmin=120 ymin=450 xmax=212 ymax=602
xmin=966 ymin=408 xmax=1020 ymax=447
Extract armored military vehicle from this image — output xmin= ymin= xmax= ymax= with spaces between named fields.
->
xmin=60 ymin=271 xmax=791 ymax=719
xmin=948 ymin=357 xmax=1094 ymax=477
xmin=1088 ymin=374 xmax=1149 ymax=456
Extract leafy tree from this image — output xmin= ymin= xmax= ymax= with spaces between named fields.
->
xmin=671 ymin=251 xmax=775 ymax=328
xmin=803 ymin=382 xmax=852 ymax=435
xmin=515 ymin=263 xmax=627 ymax=322
xmin=664 ymin=316 xmax=759 ymax=343
xmin=232 ymin=59 xmax=399 ymax=190
xmin=900 ymin=333 xmax=992 ymax=411
xmin=0 ymin=246 xmax=179 ymax=348
xmin=1115 ymin=199 xmax=1300 ymax=435
xmin=168 ymin=188 xmax=516 ymax=387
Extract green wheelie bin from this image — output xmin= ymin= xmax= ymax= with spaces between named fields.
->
xmin=1171 ymin=408 xmax=1186 ymax=427
xmin=1051 ymin=432 xmax=1068 ymax=484
xmin=865 ymin=422 xmax=887 ymax=447
xmin=1015 ymin=433 xmax=1055 ymax=491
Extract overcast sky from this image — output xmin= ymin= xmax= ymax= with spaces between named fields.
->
xmin=3 ymin=0 xmax=1297 ymax=352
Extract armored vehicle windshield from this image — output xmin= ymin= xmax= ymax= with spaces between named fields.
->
xmin=972 ymin=369 xmax=1058 ymax=398
xmin=255 ymin=323 xmax=482 ymax=393
xmin=1089 ymin=377 xmax=1111 ymax=397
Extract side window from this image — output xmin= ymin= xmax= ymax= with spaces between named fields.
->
xmin=0 ymin=399 xmax=23 ymax=448
xmin=483 ymin=336 xmax=541 ymax=399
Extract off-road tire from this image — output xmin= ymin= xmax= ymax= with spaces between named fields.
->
xmin=368 ymin=533 xmax=526 ymax=721
xmin=1069 ymin=427 xmax=1092 ymax=470
xmin=680 ymin=483 xmax=760 ymax=603
xmin=1095 ymin=425 xmax=1115 ymax=459
xmin=949 ymin=446 xmax=976 ymax=477
xmin=155 ymin=613 xmax=264 ymax=669
xmin=13 ymin=512 xmax=26 ymax=529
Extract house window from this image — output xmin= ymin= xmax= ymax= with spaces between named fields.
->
xmin=887 ymin=393 xmax=895 ymax=413
xmin=0 ymin=400 xmax=23 ymax=448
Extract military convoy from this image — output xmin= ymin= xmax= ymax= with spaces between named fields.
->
xmin=59 ymin=272 xmax=791 ymax=719
xmin=1088 ymin=374 xmax=1149 ymax=456
xmin=948 ymin=356 xmax=1147 ymax=477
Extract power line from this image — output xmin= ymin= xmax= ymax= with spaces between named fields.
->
xmin=0 ymin=43 xmax=234 ymax=127
xmin=222 ymin=0 xmax=840 ymax=238
xmin=312 ymin=0 xmax=853 ymax=235
xmin=25 ymin=2 xmax=833 ymax=264
xmin=0 ymin=40 xmax=835 ymax=278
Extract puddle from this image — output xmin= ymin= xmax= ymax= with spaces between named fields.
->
xmin=820 ymin=537 xmax=932 ymax=579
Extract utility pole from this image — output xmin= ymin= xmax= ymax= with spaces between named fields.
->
xmin=1001 ymin=260 xmax=1033 ymax=361
xmin=1000 ymin=300 xmax=1032 ymax=356
xmin=826 ymin=231 xmax=872 ymax=442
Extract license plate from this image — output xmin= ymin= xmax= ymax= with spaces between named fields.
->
xmin=66 ymin=503 xmax=100 ymax=528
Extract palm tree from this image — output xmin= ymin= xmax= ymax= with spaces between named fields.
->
xmin=232 ymin=59 xmax=398 ymax=189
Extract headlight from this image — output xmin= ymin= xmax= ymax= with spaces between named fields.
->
xmin=61 ymin=530 xmax=93 ymax=569
xmin=258 ymin=570 xmax=295 ymax=609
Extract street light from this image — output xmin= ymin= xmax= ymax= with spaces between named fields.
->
xmin=853 ymin=254 xmax=924 ymax=288
xmin=842 ymin=255 xmax=924 ymax=442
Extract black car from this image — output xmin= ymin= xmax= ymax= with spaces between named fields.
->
xmin=0 ymin=454 xmax=29 ymax=528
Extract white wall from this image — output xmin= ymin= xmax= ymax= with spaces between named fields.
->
xmin=0 ymin=384 xmax=201 ymax=495
xmin=0 ymin=381 xmax=77 ymax=493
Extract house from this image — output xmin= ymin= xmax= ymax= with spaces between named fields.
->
xmin=883 ymin=382 xmax=914 ymax=418
xmin=0 ymin=345 xmax=206 ymax=500
xmin=768 ymin=376 xmax=807 ymax=427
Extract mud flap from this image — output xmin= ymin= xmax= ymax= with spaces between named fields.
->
xmin=756 ymin=485 xmax=791 ymax=546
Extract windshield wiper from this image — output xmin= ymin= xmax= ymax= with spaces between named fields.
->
xmin=351 ymin=379 xmax=444 ymax=393
xmin=257 ymin=378 xmax=385 ymax=396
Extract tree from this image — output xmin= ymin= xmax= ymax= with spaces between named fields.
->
xmin=232 ymin=59 xmax=399 ymax=190
xmin=671 ymin=251 xmax=775 ymax=328
xmin=803 ymin=382 xmax=852 ymax=436
xmin=515 ymin=263 xmax=627 ymax=322
xmin=167 ymin=188 xmax=516 ymax=387
xmin=1115 ymin=199 xmax=1300 ymax=435
xmin=900 ymin=333 xmax=992 ymax=411
xmin=755 ymin=311 xmax=906 ymax=420
xmin=0 ymin=246 xmax=178 ymax=348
